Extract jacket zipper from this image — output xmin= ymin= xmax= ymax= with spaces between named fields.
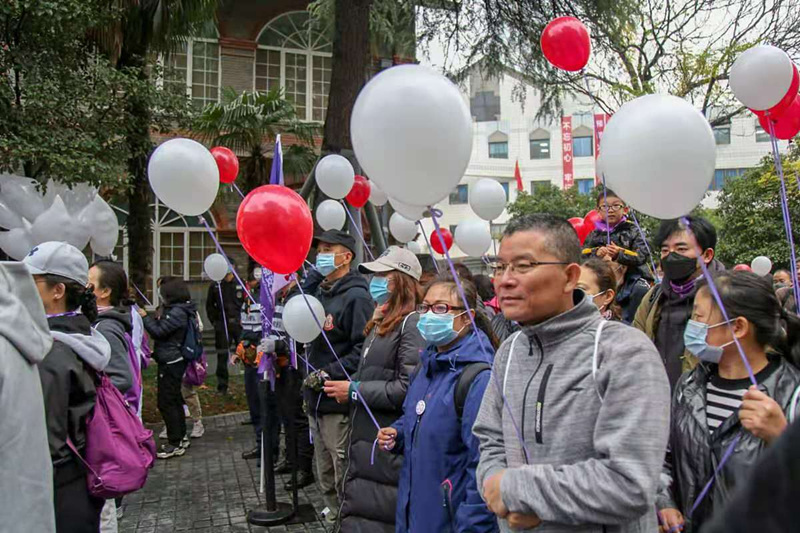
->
xmin=441 ymin=480 xmax=455 ymax=532
xmin=535 ymin=364 xmax=554 ymax=444
xmin=520 ymin=334 xmax=544 ymax=459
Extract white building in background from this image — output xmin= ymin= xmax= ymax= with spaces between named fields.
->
xmin=418 ymin=67 xmax=789 ymax=261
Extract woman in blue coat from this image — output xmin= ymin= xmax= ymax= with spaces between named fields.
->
xmin=377 ymin=272 xmax=500 ymax=533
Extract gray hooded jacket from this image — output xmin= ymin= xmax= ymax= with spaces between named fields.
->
xmin=0 ymin=262 xmax=56 ymax=533
xmin=474 ymin=291 xmax=671 ymax=532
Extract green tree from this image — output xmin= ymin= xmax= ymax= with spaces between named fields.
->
xmin=507 ymin=184 xmax=596 ymax=220
xmin=194 ymin=88 xmax=319 ymax=194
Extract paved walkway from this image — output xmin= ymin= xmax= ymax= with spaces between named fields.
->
xmin=119 ymin=412 xmax=329 ymax=533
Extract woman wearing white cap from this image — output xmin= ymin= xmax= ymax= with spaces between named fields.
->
xmin=24 ymin=241 xmax=112 ymax=533
xmin=325 ymin=246 xmax=426 ymax=532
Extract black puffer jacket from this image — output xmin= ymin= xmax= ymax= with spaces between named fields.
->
xmin=143 ymin=302 xmax=196 ymax=365
xmin=95 ymin=307 xmax=134 ymax=393
xmin=206 ymin=278 xmax=244 ymax=329
xmin=615 ymin=272 xmax=651 ymax=325
xmin=303 ymin=269 xmax=373 ymax=416
xmin=340 ymin=312 xmax=425 ymax=532
xmin=583 ymin=219 xmax=650 ymax=268
xmin=657 ymin=356 xmax=800 ymax=532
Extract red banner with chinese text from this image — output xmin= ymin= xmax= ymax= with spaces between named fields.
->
xmin=561 ymin=116 xmax=573 ymax=189
xmin=594 ymin=113 xmax=611 ymax=184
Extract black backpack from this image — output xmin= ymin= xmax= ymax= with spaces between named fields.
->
xmin=454 ymin=362 xmax=491 ymax=419
xmin=181 ymin=314 xmax=203 ymax=361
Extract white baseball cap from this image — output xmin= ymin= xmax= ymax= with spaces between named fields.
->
xmin=359 ymin=246 xmax=422 ymax=281
xmin=23 ymin=241 xmax=89 ymax=286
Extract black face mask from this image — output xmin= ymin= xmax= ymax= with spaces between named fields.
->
xmin=661 ymin=252 xmax=699 ymax=283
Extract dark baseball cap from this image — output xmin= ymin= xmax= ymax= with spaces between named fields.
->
xmin=313 ymin=230 xmax=357 ymax=255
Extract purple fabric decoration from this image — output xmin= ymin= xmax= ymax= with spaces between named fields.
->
xmin=341 ymin=200 xmax=376 ymax=261
xmin=669 ymin=276 xmax=702 ymax=298
xmin=260 ymin=269 xmax=275 ymax=336
xmin=270 ymin=135 xmax=284 ymax=186
xmin=416 ymin=221 xmax=440 ymax=273
xmin=429 ymin=208 xmax=531 ymax=464
xmin=594 ymin=215 xmax=627 ymax=233
xmin=629 ymin=211 xmax=661 ymax=283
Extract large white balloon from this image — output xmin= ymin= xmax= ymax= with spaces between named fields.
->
xmin=730 ymin=46 xmax=795 ymax=111
xmin=389 ymin=197 xmax=426 ymax=221
xmin=0 ymin=198 xmax=23 ymax=229
xmin=283 ymin=294 xmax=325 ymax=343
xmin=601 ymin=94 xmax=716 ymax=219
xmin=148 ymin=138 xmax=219 ymax=216
xmin=455 ymin=219 xmax=492 ymax=257
xmin=405 ymin=241 xmax=421 ymax=254
xmin=79 ymin=197 xmax=119 ymax=256
xmin=316 ymin=155 xmax=355 ymax=200
xmin=369 ymin=180 xmax=388 ymax=206
xmin=316 ymin=199 xmax=346 ymax=231
xmin=751 ymin=256 xmax=773 ymax=277
xmin=351 ymin=65 xmax=473 ymax=207
xmin=204 ymin=253 xmax=229 ymax=282
xmin=470 ymin=179 xmax=507 ymax=221
xmin=389 ymin=213 xmax=418 ymax=243
xmin=0 ymin=218 xmax=33 ymax=260
xmin=0 ymin=178 xmax=45 ymax=222
xmin=62 ymin=183 xmax=98 ymax=215
xmin=31 ymin=196 xmax=91 ymax=251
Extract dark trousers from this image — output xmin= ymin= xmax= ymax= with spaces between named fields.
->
xmin=54 ymin=458 xmax=104 ymax=533
xmin=276 ymin=366 xmax=313 ymax=473
xmin=157 ymin=361 xmax=187 ymax=446
xmin=214 ymin=325 xmax=240 ymax=391
xmin=244 ymin=365 xmax=280 ymax=454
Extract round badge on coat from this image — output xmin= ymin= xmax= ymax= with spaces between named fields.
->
xmin=416 ymin=400 xmax=426 ymax=416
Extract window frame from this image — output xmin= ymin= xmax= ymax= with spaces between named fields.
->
xmin=449 ymin=184 xmax=469 ymax=205
xmin=575 ymin=178 xmax=594 ymax=195
xmin=713 ymin=125 xmax=732 ymax=145
xmin=488 ymin=140 xmax=509 ymax=159
xmin=161 ymin=37 xmax=222 ymax=108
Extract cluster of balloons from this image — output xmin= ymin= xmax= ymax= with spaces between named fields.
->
xmin=314 ymin=155 xmax=382 ymax=231
xmin=0 ymin=175 xmax=119 ymax=260
xmin=732 ymin=256 xmax=773 ymax=277
xmin=730 ymin=45 xmax=800 ymax=140
xmin=568 ymin=210 xmax=602 ymax=245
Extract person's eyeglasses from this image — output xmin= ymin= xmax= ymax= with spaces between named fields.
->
xmin=417 ymin=303 xmax=465 ymax=314
xmin=491 ymin=260 xmax=569 ymax=277
xmin=598 ymin=203 xmax=625 ymax=213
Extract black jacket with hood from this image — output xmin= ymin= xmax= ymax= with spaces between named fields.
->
xmin=303 ymin=269 xmax=373 ymax=416
xmin=39 ymin=314 xmax=111 ymax=464
xmin=206 ymin=278 xmax=244 ymax=329
xmin=143 ymin=301 xmax=196 ymax=365
xmin=95 ymin=306 xmax=135 ymax=394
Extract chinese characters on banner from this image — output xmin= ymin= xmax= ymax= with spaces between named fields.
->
xmin=594 ymin=113 xmax=611 ymax=185
xmin=561 ymin=116 xmax=573 ymax=189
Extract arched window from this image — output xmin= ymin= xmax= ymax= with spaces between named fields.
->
xmin=572 ymin=125 xmax=594 ymax=157
xmin=163 ymin=22 xmax=221 ymax=109
xmin=488 ymin=131 xmax=509 ymax=159
xmin=256 ymin=11 xmax=333 ymax=122
xmin=529 ymin=128 xmax=550 ymax=160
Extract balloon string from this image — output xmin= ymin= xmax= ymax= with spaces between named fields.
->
xmin=680 ymin=217 xmax=757 ymax=386
xmin=339 ymin=201 xmax=376 ymax=261
xmin=688 ymin=434 xmax=742 ymax=517
xmin=429 ymin=207 xmax=531 ymax=464
xmin=130 ymin=281 xmax=152 ymax=307
xmin=629 ymin=210 xmax=661 ymax=283
xmin=232 ymin=183 xmax=245 ymax=199
xmin=766 ymin=122 xmax=800 ymax=311
xmin=291 ymin=274 xmax=381 ymax=432
xmin=217 ymin=282 xmax=231 ymax=352
xmin=417 ymin=221 xmax=440 ymax=273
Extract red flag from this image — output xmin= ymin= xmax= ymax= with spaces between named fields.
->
xmin=514 ymin=160 xmax=523 ymax=191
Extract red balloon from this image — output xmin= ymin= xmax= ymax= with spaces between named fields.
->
xmin=541 ymin=17 xmax=591 ymax=72
xmin=346 ymin=175 xmax=371 ymax=208
xmin=758 ymin=93 xmax=800 ymax=140
xmin=430 ymin=228 xmax=453 ymax=255
xmin=210 ymin=147 xmax=239 ymax=184
xmin=568 ymin=218 xmax=592 ymax=245
xmin=583 ymin=210 xmax=602 ymax=229
xmin=237 ymin=185 xmax=313 ymax=275
xmin=754 ymin=64 xmax=799 ymax=118
xmin=568 ymin=217 xmax=583 ymax=226
xmin=733 ymin=264 xmax=753 ymax=272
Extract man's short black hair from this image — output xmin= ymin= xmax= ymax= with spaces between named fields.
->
xmin=596 ymin=188 xmax=624 ymax=206
xmin=655 ymin=216 xmax=717 ymax=251
xmin=503 ymin=214 xmax=582 ymax=263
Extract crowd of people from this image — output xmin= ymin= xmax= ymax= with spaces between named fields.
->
xmin=2 ymin=186 xmax=800 ymax=533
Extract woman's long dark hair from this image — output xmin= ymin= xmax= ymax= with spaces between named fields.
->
xmin=159 ymin=277 xmax=191 ymax=306
xmin=699 ymin=271 xmax=800 ymax=366
xmin=365 ymin=271 xmax=422 ymax=337
xmin=425 ymin=272 xmax=500 ymax=350
xmin=91 ymin=260 xmax=134 ymax=307
xmin=581 ymin=258 xmax=623 ymax=321
xmin=42 ymin=274 xmax=98 ymax=323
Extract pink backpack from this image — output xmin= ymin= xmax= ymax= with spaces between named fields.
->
xmin=68 ymin=373 xmax=156 ymax=499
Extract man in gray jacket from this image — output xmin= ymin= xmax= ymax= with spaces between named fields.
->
xmin=474 ymin=214 xmax=671 ymax=532
xmin=0 ymin=262 xmax=56 ymax=533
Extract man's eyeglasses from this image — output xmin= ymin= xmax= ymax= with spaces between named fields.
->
xmin=491 ymin=260 xmax=569 ymax=277
xmin=598 ymin=203 xmax=625 ymax=213
xmin=417 ymin=303 xmax=465 ymax=314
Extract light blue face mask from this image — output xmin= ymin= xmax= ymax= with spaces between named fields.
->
xmin=316 ymin=253 xmax=339 ymax=276
xmin=417 ymin=311 xmax=466 ymax=346
xmin=369 ymin=277 xmax=390 ymax=304
xmin=683 ymin=319 xmax=735 ymax=364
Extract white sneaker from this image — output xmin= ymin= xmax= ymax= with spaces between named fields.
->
xmin=180 ymin=435 xmax=191 ymax=449
xmin=190 ymin=420 xmax=205 ymax=438
xmin=159 ymin=427 xmax=167 ymax=439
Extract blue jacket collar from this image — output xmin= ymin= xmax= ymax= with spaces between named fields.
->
xmin=421 ymin=330 xmax=494 ymax=375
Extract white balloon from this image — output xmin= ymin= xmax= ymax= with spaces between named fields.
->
xmin=351 ymin=64 xmax=473 ymax=207
xmin=62 ymin=183 xmax=97 ymax=215
xmin=455 ymin=219 xmax=492 ymax=257
xmin=389 ymin=213 xmax=418 ymax=243
xmin=85 ymin=197 xmax=119 ymax=256
xmin=204 ymin=253 xmax=229 ymax=282
xmin=0 ymin=198 xmax=23 ymax=229
xmin=0 ymin=178 xmax=45 ymax=222
xmin=283 ymin=294 xmax=325 ymax=343
xmin=0 ymin=218 xmax=33 ymax=260
xmin=751 ymin=256 xmax=773 ymax=277
xmin=316 ymin=199 xmax=346 ymax=231
xmin=405 ymin=241 xmax=421 ymax=254
xmin=42 ymin=181 xmax=68 ymax=210
xmin=601 ymin=94 xmax=716 ymax=219
xmin=389 ymin=197 xmax=426 ymax=221
xmin=369 ymin=180 xmax=388 ymax=206
xmin=30 ymin=196 xmax=90 ymax=251
xmin=730 ymin=46 xmax=795 ymax=111
xmin=469 ymin=179 xmax=507 ymax=221
xmin=148 ymin=138 xmax=219 ymax=216
xmin=316 ymin=155 xmax=355 ymax=200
